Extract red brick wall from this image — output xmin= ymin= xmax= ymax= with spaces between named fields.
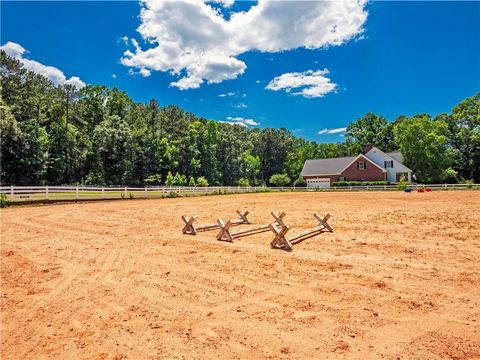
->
xmin=341 ymin=159 xmax=386 ymax=181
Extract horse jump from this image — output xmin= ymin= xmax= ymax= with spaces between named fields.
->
xmin=182 ymin=210 xmax=250 ymax=235
xmin=216 ymin=211 xmax=286 ymax=242
xmin=270 ymin=213 xmax=333 ymax=251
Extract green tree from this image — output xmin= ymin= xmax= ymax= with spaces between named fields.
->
xmin=242 ymin=152 xmax=261 ymax=185
xmin=447 ymin=93 xmax=480 ymax=182
xmin=345 ymin=112 xmax=388 ymax=148
xmin=92 ymin=115 xmax=134 ymax=185
xmin=394 ymin=116 xmax=451 ymax=182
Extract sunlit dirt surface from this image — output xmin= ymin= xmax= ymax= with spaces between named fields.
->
xmin=1 ymin=191 xmax=479 ymax=359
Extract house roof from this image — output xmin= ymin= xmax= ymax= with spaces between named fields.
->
xmin=301 ymin=157 xmax=356 ymax=176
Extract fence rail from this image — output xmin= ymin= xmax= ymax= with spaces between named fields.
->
xmin=0 ymin=183 xmax=478 ymax=204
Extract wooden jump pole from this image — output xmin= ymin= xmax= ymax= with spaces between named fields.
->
xmin=216 ymin=211 xmax=286 ymax=242
xmin=270 ymin=213 xmax=333 ymax=251
xmin=182 ymin=210 xmax=250 ymax=235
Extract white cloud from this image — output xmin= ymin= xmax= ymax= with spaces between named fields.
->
xmin=139 ymin=68 xmax=152 ymax=77
xmin=318 ymin=127 xmax=347 ymax=135
xmin=256 ymin=80 xmax=260 ymax=84
xmin=0 ymin=41 xmax=85 ymax=89
xmin=231 ymin=102 xmax=247 ymax=109
xmin=222 ymin=116 xmax=259 ymax=127
xmin=219 ymin=91 xmax=235 ymax=97
xmin=121 ymin=0 xmax=368 ymax=89
xmin=112 ymin=74 xmax=117 ymax=79
xmin=219 ymin=91 xmax=246 ymax=98
xmin=266 ymin=69 xmax=337 ymax=98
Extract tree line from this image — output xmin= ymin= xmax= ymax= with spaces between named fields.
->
xmin=1 ymin=50 xmax=479 ymax=186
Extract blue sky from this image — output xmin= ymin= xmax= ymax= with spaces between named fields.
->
xmin=1 ymin=1 xmax=479 ymax=142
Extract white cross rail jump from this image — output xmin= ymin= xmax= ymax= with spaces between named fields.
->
xmin=182 ymin=210 xmax=251 ymax=235
xmin=270 ymin=213 xmax=333 ymax=251
xmin=216 ymin=211 xmax=286 ymax=242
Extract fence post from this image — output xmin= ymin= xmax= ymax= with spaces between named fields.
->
xmin=76 ymin=185 xmax=79 ymax=200
xmin=124 ymin=186 xmax=128 ymax=199
xmin=10 ymin=185 xmax=14 ymax=202
xmin=46 ymin=185 xmax=49 ymax=200
xmin=102 ymin=187 xmax=105 ymax=199
xmin=145 ymin=187 xmax=148 ymax=198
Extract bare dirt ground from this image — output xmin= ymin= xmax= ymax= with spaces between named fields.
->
xmin=1 ymin=191 xmax=480 ymax=359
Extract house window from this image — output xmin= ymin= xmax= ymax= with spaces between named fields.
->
xmin=338 ymin=176 xmax=345 ymax=181
xmin=384 ymin=160 xmax=394 ymax=168
xmin=358 ymin=161 xmax=365 ymax=170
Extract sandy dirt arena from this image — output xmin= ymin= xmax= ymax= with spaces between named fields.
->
xmin=1 ymin=191 xmax=480 ymax=359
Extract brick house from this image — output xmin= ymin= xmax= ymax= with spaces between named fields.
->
xmin=301 ymin=145 xmax=412 ymax=189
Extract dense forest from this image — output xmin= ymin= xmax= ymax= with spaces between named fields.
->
xmin=1 ymin=50 xmax=479 ymax=186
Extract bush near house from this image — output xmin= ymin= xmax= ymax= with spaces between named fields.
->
xmin=269 ymin=174 xmax=291 ymax=187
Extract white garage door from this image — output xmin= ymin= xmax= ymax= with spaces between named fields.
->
xmin=306 ymin=178 xmax=331 ymax=189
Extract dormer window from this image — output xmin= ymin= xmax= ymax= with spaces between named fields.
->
xmin=384 ymin=160 xmax=394 ymax=168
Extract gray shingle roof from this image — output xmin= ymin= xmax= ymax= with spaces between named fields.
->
xmin=301 ymin=157 xmax=356 ymax=176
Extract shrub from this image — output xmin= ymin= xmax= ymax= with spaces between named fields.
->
xmin=165 ymin=171 xmax=174 ymax=186
xmin=166 ymin=191 xmax=178 ymax=198
xmin=188 ymin=176 xmax=196 ymax=187
xmin=0 ymin=194 xmax=8 ymax=208
xmin=84 ymin=172 xmax=105 ymax=186
xmin=269 ymin=174 xmax=291 ymax=187
xmin=237 ymin=178 xmax=250 ymax=187
xmin=293 ymin=175 xmax=306 ymax=187
xmin=442 ymin=168 xmax=459 ymax=183
xmin=129 ymin=192 xmax=135 ymax=199
xmin=332 ymin=181 xmax=389 ymax=187
xmin=173 ymin=172 xmax=187 ymax=186
xmin=196 ymin=176 xmax=209 ymax=187
xmin=396 ymin=181 xmax=409 ymax=190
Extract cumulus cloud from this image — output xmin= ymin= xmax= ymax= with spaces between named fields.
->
xmin=121 ymin=0 xmax=368 ymax=89
xmin=220 ymin=116 xmax=259 ymax=127
xmin=0 ymin=41 xmax=85 ymax=89
xmin=318 ymin=127 xmax=347 ymax=135
xmin=266 ymin=69 xmax=337 ymax=98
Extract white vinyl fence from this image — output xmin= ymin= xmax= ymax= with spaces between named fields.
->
xmin=0 ymin=184 xmax=478 ymax=204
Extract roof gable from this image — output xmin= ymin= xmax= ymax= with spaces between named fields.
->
xmin=301 ymin=157 xmax=355 ymax=176
xmin=365 ymin=146 xmax=412 ymax=172
xmin=301 ymin=154 xmax=388 ymax=176
xmin=340 ymin=154 xmax=387 ymax=173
